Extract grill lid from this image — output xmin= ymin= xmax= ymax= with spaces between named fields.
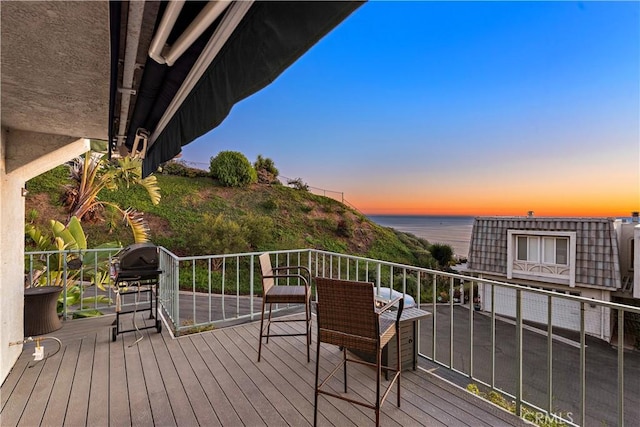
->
xmin=115 ymin=243 xmax=159 ymax=271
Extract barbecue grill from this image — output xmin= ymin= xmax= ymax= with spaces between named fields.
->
xmin=111 ymin=243 xmax=162 ymax=341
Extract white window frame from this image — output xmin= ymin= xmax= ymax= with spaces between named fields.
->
xmin=507 ymin=230 xmax=576 ymax=286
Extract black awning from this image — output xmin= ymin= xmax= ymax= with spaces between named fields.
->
xmin=133 ymin=1 xmax=363 ymax=176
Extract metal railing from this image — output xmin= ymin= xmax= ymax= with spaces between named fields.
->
xmin=26 ymin=247 xmax=640 ymax=426
xmin=156 ymin=249 xmax=315 ymax=331
xmin=24 ymin=247 xmax=122 ymax=318
xmin=158 ymin=248 xmax=640 ymax=426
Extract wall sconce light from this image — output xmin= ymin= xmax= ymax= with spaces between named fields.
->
xmin=21 ymin=187 xmax=28 ymax=197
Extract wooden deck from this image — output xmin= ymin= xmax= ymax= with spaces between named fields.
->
xmin=1 ymin=314 xmax=528 ymax=426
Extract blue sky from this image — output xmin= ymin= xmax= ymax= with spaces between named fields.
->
xmin=181 ymin=1 xmax=640 ymax=216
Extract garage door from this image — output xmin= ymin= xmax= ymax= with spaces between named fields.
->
xmin=482 ymin=285 xmax=581 ymax=331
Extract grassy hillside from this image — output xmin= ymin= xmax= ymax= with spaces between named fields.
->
xmin=25 ymin=165 xmax=437 ymax=269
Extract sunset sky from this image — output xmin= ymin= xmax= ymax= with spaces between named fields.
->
xmin=181 ymin=1 xmax=640 ymax=217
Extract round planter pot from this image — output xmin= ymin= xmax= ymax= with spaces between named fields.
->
xmin=24 ymin=286 xmax=63 ymax=336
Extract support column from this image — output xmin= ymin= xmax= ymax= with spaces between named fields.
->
xmin=0 ymin=127 xmax=26 ymax=382
xmin=0 ymin=128 xmax=88 ymax=383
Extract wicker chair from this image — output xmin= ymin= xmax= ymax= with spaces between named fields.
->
xmin=314 ymin=277 xmax=404 ymax=427
xmin=257 ymin=253 xmax=312 ymax=362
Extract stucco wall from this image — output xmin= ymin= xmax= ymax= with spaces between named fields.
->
xmin=0 ymin=128 xmax=26 ymax=383
xmin=0 ymin=130 xmax=89 ymax=384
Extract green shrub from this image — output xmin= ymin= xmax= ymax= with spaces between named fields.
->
xmin=26 ymin=209 xmax=39 ymax=224
xmin=430 ymin=243 xmax=454 ymax=269
xmin=261 ymin=198 xmax=279 ymax=211
xmin=287 ymin=177 xmax=309 ymax=191
xmin=210 ymin=151 xmax=257 ymax=187
xmin=239 ymin=214 xmax=274 ymax=250
xmin=186 ymin=213 xmax=249 ymax=255
xmin=467 ymin=384 xmax=568 ymax=427
xmin=162 ymin=161 xmax=209 ymax=178
xmin=254 ymin=155 xmax=279 ymax=184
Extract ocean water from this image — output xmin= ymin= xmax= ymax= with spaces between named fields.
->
xmin=368 ymin=215 xmax=475 ymax=257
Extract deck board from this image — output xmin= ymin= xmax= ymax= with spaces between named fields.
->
xmin=123 ymin=332 xmax=155 ymax=427
xmin=65 ymin=333 xmax=96 ymax=427
xmin=1 ymin=356 xmax=29 ymax=412
xmin=86 ymin=325 xmax=110 ymax=427
xmin=41 ymin=337 xmax=82 ymax=426
xmin=1 ymin=314 xmax=529 ymax=427
xmin=137 ymin=328 xmax=176 ymax=427
xmin=17 ymin=345 xmax=63 ymax=427
xmin=149 ymin=332 xmax=198 ymax=426
xmin=227 ymin=326 xmax=347 ymax=427
xmin=210 ymin=330 xmax=307 ymax=425
xmin=191 ymin=333 xmax=278 ymax=426
xmin=239 ymin=323 xmax=367 ymax=427
xmin=276 ymin=322 xmax=398 ymax=427
xmin=108 ymin=332 xmax=131 ymax=427
xmin=20 ymin=340 xmax=66 ymax=426
xmin=177 ymin=336 xmax=234 ymax=426
xmin=162 ymin=328 xmax=220 ymax=426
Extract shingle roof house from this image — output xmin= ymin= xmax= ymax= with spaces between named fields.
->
xmin=464 ymin=215 xmax=638 ymax=342
xmin=467 ymin=217 xmax=622 ymax=289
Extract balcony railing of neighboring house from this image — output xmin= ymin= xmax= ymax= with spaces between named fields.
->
xmin=24 ymin=247 xmax=640 ymax=426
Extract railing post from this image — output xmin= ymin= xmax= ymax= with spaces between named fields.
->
xmin=449 ymin=276 xmax=454 ymax=369
xmin=490 ymin=282 xmax=495 ymax=391
xmin=547 ymin=294 xmax=553 ymax=414
xmin=222 ymin=257 xmax=226 ymax=319
xmin=191 ymin=261 xmax=197 ymax=322
xmin=376 ymin=263 xmax=381 ymax=294
xmin=617 ymin=308 xmax=624 ymax=426
xmin=173 ymin=257 xmax=180 ymax=332
xmin=467 ymin=279 xmax=473 ymax=379
xmin=432 ymin=273 xmax=437 ymax=361
xmin=62 ymin=259 xmax=68 ymax=320
xmin=580 ymin=302 xmax=586 ymax=426
xmin=330 ymin=255 xmax=334 ymax=279
xmin=207 ymin=258 xmax=212 ymax=323
xmin=236 ymin=256 xmax=240 ymax=314
xmin=249 ymin=255 xmax=254 ymax=320
xmin=515 ymin=288 xmax=522 ymax=417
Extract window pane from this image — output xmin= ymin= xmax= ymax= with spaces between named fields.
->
xmin=528 ymin=237 xmax=539 ymax=262
xmin=556 ymin=238 xmax=568 ymax=265
xmin=517 ymin=236 xmax=528 ymax=260
xmin=543 ymin=238 xmax=555 ymax=263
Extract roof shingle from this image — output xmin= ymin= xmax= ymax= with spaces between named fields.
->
xmin=467 ymin=217 xmax=621 ymax=289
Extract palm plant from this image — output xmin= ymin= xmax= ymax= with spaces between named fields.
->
xmin=25 ymin=216 xmax=119 ymax=316
xmin=62 ymin=152 xmax=160 ymax=242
